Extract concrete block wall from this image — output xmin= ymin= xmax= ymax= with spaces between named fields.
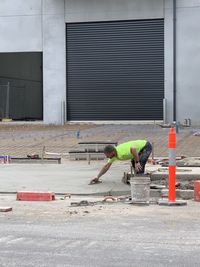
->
xmin=42 ymin=0 xmax=66 ymax=124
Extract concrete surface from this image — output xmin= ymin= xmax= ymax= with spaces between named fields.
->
xmin=0 ymin=160 xmax=199 ymax=199
xmin=0 ymin=161 xmax=131 ymax=195
xmin=0 ymin=198 xmax=200 ymax=267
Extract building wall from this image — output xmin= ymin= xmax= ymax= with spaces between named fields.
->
xmin=164 ymin=0 xmax=200 ymax=126
xmin=0 ymin=0 xmax=42 ymax=52
xmin=176 ymin=0 xmax=200 ymax=126
xmin=65 ymin=0 xmax=164 ymax=22
xmin=0 ymin=0 xmax=66 ymax=124
xmin=42 ymin=0 xmax=66 ymax=124
xmin=65 ymin=0 xmax=165 ymax=122
xmin=164 ymin=0 xmax=174 ymax=124
xmin=0 ymin=0 xmax=199 ymax=125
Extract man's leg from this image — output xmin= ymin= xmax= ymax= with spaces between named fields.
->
xmin=131 ymin=141 xmax=152 ymax=174
xmin=138 ymin=141 xmax=152 ymax=174
xmin=131 ymin=158 xmax=136 ymax=172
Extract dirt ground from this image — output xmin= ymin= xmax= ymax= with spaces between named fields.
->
xmin=0 ymin=123 xmax=94 ymax=132
xmin=0 ymin=123 xmax=98 ymax=157
xmin=0 ymin=194 xmax=199 ymax=223
xmin=0 ymin=122 xmax=200 ymax=158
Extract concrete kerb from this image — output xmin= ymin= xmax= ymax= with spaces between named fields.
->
xmin=0 ymin=189 xmax=194 ymax=200
xmin=151 ymin=173 xmax=200 ymax=181
xmin=161 ymin=189 xmax=194 ymax=200
xmin=149 ymin=168 xmax=199 ymax=200
xmin=0 ymin=190 xmax=131 ymax=198
xmin=158 ymin=199 xmax=187 ymax=206
xmin=150 ymin=167 xmax=200 ymax=181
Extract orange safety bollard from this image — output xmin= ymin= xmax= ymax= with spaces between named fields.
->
xmin=158 ymin=127 xmax=187 ymax=206
xmin=168 ymin=127 xmax=176 ymax=202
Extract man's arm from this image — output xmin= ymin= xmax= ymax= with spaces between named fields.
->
xmin=130 ymin=147 xmax=142 ymax=171
xmin=89 ymin=162 xmax=112 ymax=184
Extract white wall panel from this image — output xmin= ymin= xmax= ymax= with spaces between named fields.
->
xmin=65 ymin=0 xmax=164 ymax=22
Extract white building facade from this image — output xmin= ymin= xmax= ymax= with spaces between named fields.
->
xmin=0 ymin=0 xmax=199 ymax=125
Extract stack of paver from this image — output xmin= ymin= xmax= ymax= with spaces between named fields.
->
xmin=69 ymin=141 xmax=118 ymax=161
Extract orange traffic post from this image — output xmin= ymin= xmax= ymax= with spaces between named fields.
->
xmin=168 ymin=127 xmax=176 ymax=202
xmin=158 ymin=127 xmax=187 ymax=206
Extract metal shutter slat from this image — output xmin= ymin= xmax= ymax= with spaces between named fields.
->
xmin=66 ymin=19 xmax=164 ymax=121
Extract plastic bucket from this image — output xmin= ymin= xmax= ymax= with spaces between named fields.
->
xmin=130 ymin=177 xmax=150 ymax=204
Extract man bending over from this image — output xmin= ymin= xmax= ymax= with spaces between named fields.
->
xmin=89 ymin=140 xmax=152 ymax=184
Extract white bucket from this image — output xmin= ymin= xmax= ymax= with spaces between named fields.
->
xmin=130 ymin=177 xmax=150 ymax=204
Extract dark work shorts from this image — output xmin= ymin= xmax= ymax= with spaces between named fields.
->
xmin=131 ymin=141 xmax=152 ymax=174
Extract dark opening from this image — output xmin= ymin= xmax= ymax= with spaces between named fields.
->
xmin=0 ymin=52 xmax=43 ymax=121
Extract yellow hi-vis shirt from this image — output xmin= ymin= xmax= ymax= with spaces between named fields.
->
xmin=107 ymin=140 xmax=147 ymax=164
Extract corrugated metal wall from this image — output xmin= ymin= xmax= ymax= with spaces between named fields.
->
xmin=66 ymin=19 xmax=164 ymax=120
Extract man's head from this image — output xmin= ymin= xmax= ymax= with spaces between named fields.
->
xmin=103 ymin=145 xmax=116 ymax=158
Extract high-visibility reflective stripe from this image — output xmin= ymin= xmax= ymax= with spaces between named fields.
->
xmin=169 ymin=148 xmax=176 ymax=165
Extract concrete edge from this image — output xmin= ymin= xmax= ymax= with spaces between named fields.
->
xmin=0 ymin=189 xmax=194 ymax=200
xmin=151 ymin=174 xmax=200 ymax=181
xmin=0 ymin=191 xmax=130 ymax=197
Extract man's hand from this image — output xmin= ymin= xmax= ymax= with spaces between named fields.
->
xmin=89 ymin=163 xmax=111 ymax=185
xmin=135 ymin=162 xmax=142 ymax=172
xmin=89 ymin=177 xmax=102 ymax=185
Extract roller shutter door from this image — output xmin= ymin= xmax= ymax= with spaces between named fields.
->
xmin=66 ymin=19 xmax=164 ymax=120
